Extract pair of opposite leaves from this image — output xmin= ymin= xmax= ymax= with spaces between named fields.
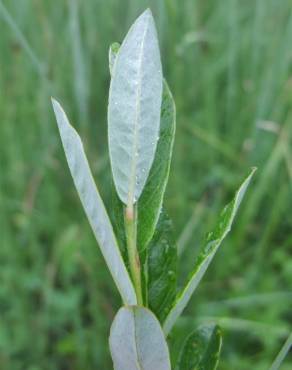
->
xmin=52 ymin=9 xmax=255 ymax=370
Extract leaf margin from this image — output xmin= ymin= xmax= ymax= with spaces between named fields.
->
xmin=51 ymin=98 xmax=137 ymax=306
xmin=175 ymin=323 xmax=222 ymax=370
xmin=163 ymin=168 xmax=257 ymax=335
xmin=109 ymin=305 xmax=171 ymax=370
xmin=108 ymin=8 xmax=163 ymax=207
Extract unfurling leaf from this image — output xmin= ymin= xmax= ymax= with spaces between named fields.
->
xmin=51 ymin=99 xmax=137 ymax=306
xmin=163 ymin=168 xmax=256 ymax=335
xmin=108 ymin=9 xmax=163 ymax=206
xmin=176 ymin=324 xmax=222 ymax=370
xmin=109 ymin=306 xmax=171 ymax=370
xmin=109 ymin=42 xmax=120 ymax=76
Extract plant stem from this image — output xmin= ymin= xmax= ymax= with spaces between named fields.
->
xmin=124 ymin=204 xmax=143 ymax=306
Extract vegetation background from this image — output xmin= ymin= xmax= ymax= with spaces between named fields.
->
xmin=0 ymin=0 xmax=291 ymax=369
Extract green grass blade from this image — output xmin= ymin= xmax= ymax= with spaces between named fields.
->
xmin=0 ymin=1 xmax=46 ymax=77
xmin=268 ymin=332 xmax=292 ymax=370
xmin=163 ymin=168 xmax=256 ymax=335
xmin=69 ymin=0 xmax=89 ymax=124
xmin=51 ymin=98 xmax=137 ymax=306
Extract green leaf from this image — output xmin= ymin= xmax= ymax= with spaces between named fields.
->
xmin=138 ymin=80 xmax=176 ymax=251
xmin=110 ymin=83 xmax=176 ymax=303
xmin=109 ymin=306 xmax=171 ymax=370
xmin=108 ymin=43 xmax=129 ymax=269
xmin=108 ymin=9 xmax=163 ymax=206
xmin=51 ymin=99 xmax=137 ymax=306
xmin=148 ymin=211 xmax=177 ymax=322
xmin=108 ymin=43 xmax=175 ymax=253
xmin=110 ymin=80 xmax=176 ymax=250
xmin=176 ymin=324 xmax=222 ymax=370
xmin=108 ymin=39 xmax=176 ymax=309
xmin=111 ymin=181 xmax=128 ymax=263
xmin=163 ymin=168 xmax=256 ymax=335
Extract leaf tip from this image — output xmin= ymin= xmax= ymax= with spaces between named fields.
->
xmin=138 ymin=8 xmax=155 ymax=25
xmin=143 ymin=8 xmax=153 ymax=17
xmin=51 ymin=98 xmax=69 ymax=133
xmin=245 ymin=166 xmax=257 ymax=184
xmin=51 ymin=97 xmax=62 ymax=117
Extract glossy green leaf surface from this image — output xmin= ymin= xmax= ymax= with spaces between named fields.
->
xmin=137 ymin=81 xmax=176 ymax=251
xmin=176 ymin=324 xmax=222 ymax=370
xmin=109 ymin=306 xmax=171 ymax=370
xmin=51 ymin=99 xmax=137 ymax=306
xmin=148 ymin=211 xmax=177 ymax=322
xmin=111 ymin=182 xmax=128 ymax=262
xmin=108 ymin=9 xmax=163 ymax=206
xmin=163 ymin=168 xmax=256 ymax=335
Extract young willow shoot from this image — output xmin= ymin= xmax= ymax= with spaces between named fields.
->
xmin=52 ymin=9 xmax=256 ymax=370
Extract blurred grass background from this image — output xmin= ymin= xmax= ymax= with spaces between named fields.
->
xmin=0 ymin=0 xmax=291 ymax=369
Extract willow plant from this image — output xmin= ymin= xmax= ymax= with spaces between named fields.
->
xmin=52 ymin=9 xmax=255 ymax=370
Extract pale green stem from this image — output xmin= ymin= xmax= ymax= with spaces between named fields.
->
xmin=124 ymin=204 xmax=143 ymax=305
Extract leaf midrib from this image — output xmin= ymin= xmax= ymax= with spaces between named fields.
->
xmin=133 ymin=309 xmax=143 ymax=370
xmin=128 ymin=14 xmax=150 ymax=206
